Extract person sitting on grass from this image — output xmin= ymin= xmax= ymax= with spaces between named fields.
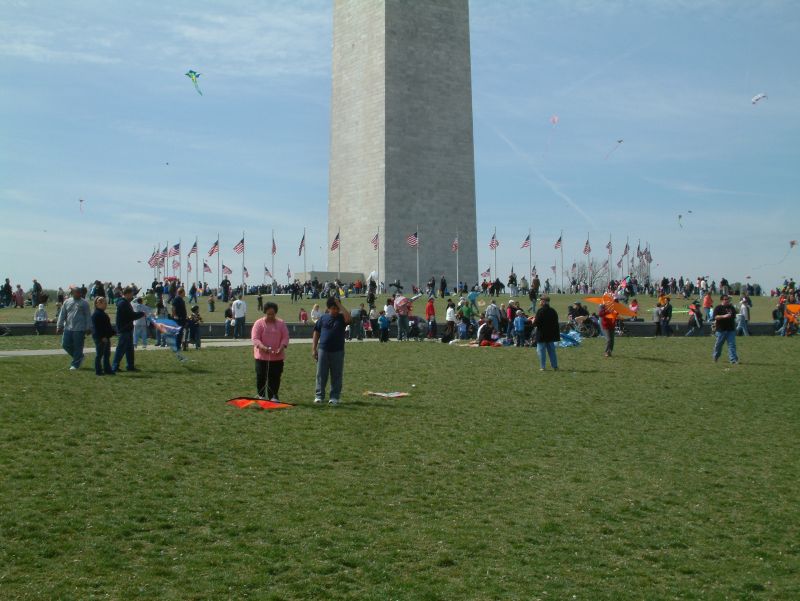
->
xmin=33 ymin=303 xmax=49 ymax=335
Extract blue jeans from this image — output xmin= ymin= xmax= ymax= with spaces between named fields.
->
xmin=397 ymin=315 xmax=409 ymax=340
xmin=234 ymin=317 xmax=245 ymax=339
xmin=133 ymin=325 xmax=148 ymax=348
xmin=537 ymin=341 xmax=558 ymax=369
xmin=713 ymin=330 xmax=738 ymax=363
xmin=61 ymin=330 xmax=86 ymax=368
xmin=316 ymin=349 xmax=344 ymax=401
xmin=660 ymin=318 xmax=673 ymax=336
xmin=113 ymin=330 xmax=135 ymax=371
xmin=93 ymin=337 xmax=112 ymax=374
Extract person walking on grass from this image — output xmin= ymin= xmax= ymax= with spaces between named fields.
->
xmin=112 ymin=286 xmax=145 ymax=373
xmin=312 ymin=296 xmax=351 ymax=405
xmin=232 ymin=294 xmax=247 ymax=339
xmin=530 ymin=294 xmax=560 ymax=371
xmin=598 ymin=302 xmax=617 ymax=358
xmin=91 ymin=297 xmax=115 ymax=376
xmin=251 ymin=302 xmax=290 ymax=401
xmin=56 ymin=286 xmax=92 ymax=370
xmin=712 ymin=294 xmax=739 ymax=364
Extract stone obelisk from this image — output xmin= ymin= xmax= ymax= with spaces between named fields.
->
xmin=328 ymin=0 xmax=478 ymax=290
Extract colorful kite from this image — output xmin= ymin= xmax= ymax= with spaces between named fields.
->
xmin=153 ymin=318 xmax=187 ymax=362
xmin=584 ymin=294 xmax=637 ymax=319
xmin=751 ymin=93 xmax=767 ymax=105
xmin=226 ymin=398 xmax=294 ymax=410
xmin=185 ymin=70 xmax=203 ymax=96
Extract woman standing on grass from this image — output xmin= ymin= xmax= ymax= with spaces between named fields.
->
xmin=251 ymin=302 xmax=290 ymax=401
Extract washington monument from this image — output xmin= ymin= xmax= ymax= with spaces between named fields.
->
xmin=328 ymin=0 xmax=478 ymax=290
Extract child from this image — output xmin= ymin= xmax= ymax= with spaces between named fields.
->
xmin=299 ymin=308 xmax=308 ymax=324
xmin=378 ymin=310 xmax=390 ymax=342
xmin=187 ymin=305 xmax=203 ymax=349
xmin=91 ymin=297 xmax=115 ymax=376
xmin=155 ymin=300 xmax=168 ymax=347
xmin=224 ymin=303 xmax=234 ymax=337
xmin=132 ymin=297 xmax=151 ymax=349
xmin=513 ymin=309 xmax=527 ymax=347
xmin=33 ymin=303 xmax=49 ymax=335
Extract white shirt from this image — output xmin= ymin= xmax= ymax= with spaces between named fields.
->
xmin=446 ymin=306 xmax=456 ymax=322
xmin=384 ymin=304 xmax=397 ymax=319
xmin=232 ymin=299 xmax=247 ymax=318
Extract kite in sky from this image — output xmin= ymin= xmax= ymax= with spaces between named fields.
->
xmin=604 ymin=139 xmax=623 ymax=160
xmin=78 ymin=198 xmax=84 ymax=213
xmin=185 ymin=70 xmax=203 ymax=96
xmin=678 ymin=214 xmax=683 ymax=228
xmin=751 ymin=93 xmax=768 ymax=105
xmin=753 ymin=240 xmax=798 ymax=269
xmin=544 ymin=114 xmax=560 ymax=156
xmin=549 ymin=114 xmax=559 ymax=126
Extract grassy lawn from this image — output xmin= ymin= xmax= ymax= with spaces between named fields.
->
xmin=0 ymin=292 xmax=782 ymax=325
xmin=1 ymin=337 xmax=798 ymax=599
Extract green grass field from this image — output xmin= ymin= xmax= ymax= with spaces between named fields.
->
xmin=0 ymin=292 xmax=782 ymax=325
xmin=1 ymin=337 xmax=798 ymax=599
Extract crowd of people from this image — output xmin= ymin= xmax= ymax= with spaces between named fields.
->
xmin=4 ymin=272 xmax=799 ymax=403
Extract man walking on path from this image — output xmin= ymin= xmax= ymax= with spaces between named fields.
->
xmin=56 ymin=287 xmax=92 ymax=370
xmin=112 ymin=287 xmax=145 ymax=372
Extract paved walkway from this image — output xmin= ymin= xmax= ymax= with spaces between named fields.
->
xmin=0 ymin=337 xmax=384 ymax=358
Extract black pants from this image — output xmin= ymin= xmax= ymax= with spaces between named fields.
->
xmin=255 ymin=359 xmax=284 ymax=399
xmin=603 ymin=327 xmax=615 ymax=354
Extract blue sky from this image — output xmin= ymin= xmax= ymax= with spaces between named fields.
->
xmin=1 ymin=0 xmax=798 ymax=290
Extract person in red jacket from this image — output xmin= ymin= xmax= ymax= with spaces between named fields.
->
xmin=598 ymin=302 xmax=618 ymax=357
xmin=424 ymin=297 xmax=436 ymax=338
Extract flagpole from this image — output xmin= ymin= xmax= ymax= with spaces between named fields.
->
xmin=271 ymin=229 xmax=276 ymax=295
xmin=587 ymin=231 xmax=592 ymax=292
xmin=195 ymin=237 xmax=199 ymax=290
xmin=376 ymin=226 xmax=380 ymax=286
xmin=559 ymin=230 xmax=564 ymax=294
xmin=528 ymin=228 xmax=532 ymax=287
xmin=455 ymin=229 xmax=459 ymax=293
xmin=302 ymin=227 xmax=307 ymax=281
xmin=179 ymin=238 xmax=182 ymax=287
xmin=216 ymin=232 xmax=220 ymax=291
xmin=493 ymin=227 xmax=497 ymax=280
xmin=416 ymin=224 xmax=420 ymax=292
xmin=608 ymin=234 xmax=613 ymax=288
xmin=337 ymin=227 xmax=341 ymax=281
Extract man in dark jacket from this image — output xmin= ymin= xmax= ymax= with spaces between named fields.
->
xmin=531 ymin=294 xmax=560 ymax=371
xmin=112 ymin=286 xmax=145 ymax=372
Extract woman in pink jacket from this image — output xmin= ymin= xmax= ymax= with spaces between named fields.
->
xmin=250 ymin=302 xmax=290 ymax=401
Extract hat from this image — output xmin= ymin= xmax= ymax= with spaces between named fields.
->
xmin=516 ymin=309 xmax=523 ymax=316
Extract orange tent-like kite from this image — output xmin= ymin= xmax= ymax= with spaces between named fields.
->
xmin=226 ymin=398 xmax=294 ymax=410
xmin=583 ymin=294 xmax=637 ymax=318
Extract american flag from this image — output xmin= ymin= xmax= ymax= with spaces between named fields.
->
xmin=203 ymin=261 xmax=212 ymax=274
xmin=187 ymin=262 xmax=192 ymax=273
xmin=571 ymin=262 xmax=577 ymax=273
xmin=489 ymin=233 xmax=499 ymax=249
xmin=168 ymin=242 xmax=180 ymax=257
xmin=583 ymin=239 xmax=591 ymax=255
xmin=602 ymin=259 xmax=609 ymax=268
xmin=636 ymin=244 xmax=642 ymax=258
xmin=233 ymin=238 xmax=245 ymax=254
xmin=616 ymin=257 xmax=623 ymax=269
xmin=172 ymin=259 xmax=180 ymax=270
xmin=222 ymin=264 xmax=232 ymax=275
xmin=157 ymin=245 xmax=168 ymax=259
xmin=371 ymin=231 xmax=379 ymax=250
xmin=645 ymin=249 xmax=653 ymax=264
xmin=521 ymin=234 xmax=531 ymax=249
xmin=187 ymin=241 xmax=197 ymax=257
xmin=298 ymin=233 xmax=305 ymax=256
xmin=264 ymin=265 xmax=273 ymax=278
xmin=330 ymin=233 xmax=340 ymax=251
xmin=406 ymin=232 xmax=419 ymax=247
xmin=287 ymin=266 xmax=292 ymax=279
xmin=622 ymin=242 xmax=630 ymax=256
xmin=451 ymin=237 xmax=459 ymax=252
xmin=550 ymin=265 xmax=557 ymax=274
xmin=481 ymin=267 xmax=491 ymax=278
xmin=554 ymin=235 xmax=562 ymax=250
xmin=147 ymin=251 xmax=158 ymax=268
xmin=243 ymin=266 xmax=249 ymax=278
xmin=531 ymin=266 xmax=537 ymax=277
xmin=606 ymin=240 xmax=612 ymax=253
xmin=208 ymin=240 xmax=219 ymax=256
xmin=272 ymin=237 xmax=277 ymax=256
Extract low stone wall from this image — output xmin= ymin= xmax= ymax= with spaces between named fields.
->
xmin=2 ymin=321 xmax=778 ymax=339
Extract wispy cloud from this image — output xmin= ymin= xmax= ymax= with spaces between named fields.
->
xmin=643 ymin=177 xmax=760 ymax=197
xmin=493 ymin=128 xmax=596 ymax=227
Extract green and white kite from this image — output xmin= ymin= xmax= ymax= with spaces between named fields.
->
xmin=185 ymin=70 xmax=203 ymax=96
